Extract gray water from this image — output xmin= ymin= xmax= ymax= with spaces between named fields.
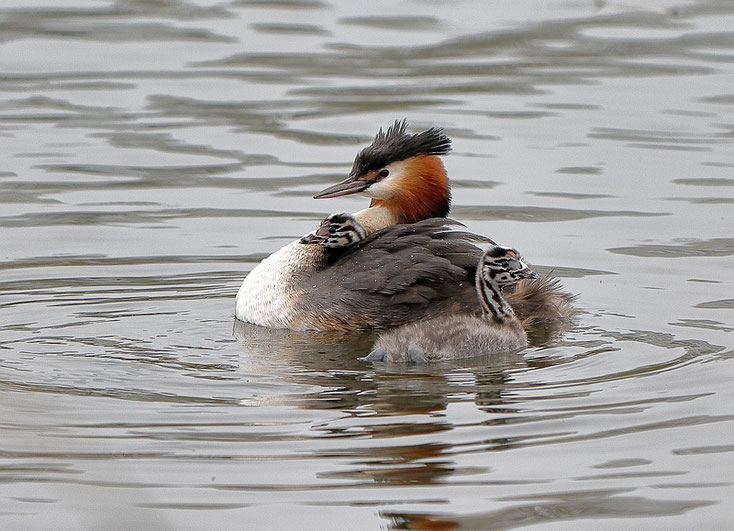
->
xmin=2 ymin=0 xmax=734 ymax=529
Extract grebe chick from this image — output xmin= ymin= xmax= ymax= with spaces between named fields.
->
xmin=299 ymin=213 xmax=368 ymax=248
xmin=365 ymin=246 xmax=537 ymax=363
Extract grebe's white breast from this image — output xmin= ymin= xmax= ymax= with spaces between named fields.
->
xmin=235 ymin=240 xmax=324 ymax=330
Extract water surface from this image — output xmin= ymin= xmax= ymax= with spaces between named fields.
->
xmin=2 ymin=0 xmax=734 ymax=529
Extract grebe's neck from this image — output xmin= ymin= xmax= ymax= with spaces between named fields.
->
xmin=368 ymin=155 xmax=451 ymax=225
xmin=475 ymin=267 xmax=516 ymax=324
xmin=352 ymin=206 xmax=398 ymax=233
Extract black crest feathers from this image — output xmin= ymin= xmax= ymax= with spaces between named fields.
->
xmin=350 ymin=120 xmax=452 ymax=177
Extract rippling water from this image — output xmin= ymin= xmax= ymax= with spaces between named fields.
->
xmin=2 ymin=0 xmax=734 ymax=528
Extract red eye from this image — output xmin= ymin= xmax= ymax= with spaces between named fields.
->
xmin=378 ymin=169 xmax=389 ymax=178
xmin=507 ymin=250 xmax=518 ymax=257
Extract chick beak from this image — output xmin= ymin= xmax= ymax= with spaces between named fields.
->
xmin=313 ymin=175 xmax=371 ymax=199
xmin=299 ymin=221 xmax=332 ymax=244
xmin=516 ymin=265 xmax=539 ymax=280
xmin=299 ymin=233 xmax=324 ymax=245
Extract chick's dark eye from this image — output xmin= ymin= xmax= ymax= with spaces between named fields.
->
xmin=378 ymin=169 xmax=390 ymax=178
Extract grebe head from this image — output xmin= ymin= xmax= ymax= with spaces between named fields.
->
xmin=481 ymin=246 xmax=538 ymax=287
xmin=313 ymin=120 xmax=452 ymax=224
xmin=300 ymin=212 xmax=368 ymax=248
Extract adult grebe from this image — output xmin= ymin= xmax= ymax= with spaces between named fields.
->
xmin=365 ymin=246 xmax=537 ymax=363
xmin=235 ymin=121 xmax=574 ymax=331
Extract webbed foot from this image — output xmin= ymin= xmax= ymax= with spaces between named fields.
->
xmin=362 ymin=348 xmax=386 ymax=362
xmin=407 ymin=344 xmax=426 ymax=363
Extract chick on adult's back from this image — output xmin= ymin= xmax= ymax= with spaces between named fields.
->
xmin=366 ymin=246 xmax=537 ymax=363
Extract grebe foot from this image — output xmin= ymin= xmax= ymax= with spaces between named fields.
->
xmin=407 ymin=344 xmax=426 ymax=363
xmin=363 ymin=348 xmax=386 ymax=362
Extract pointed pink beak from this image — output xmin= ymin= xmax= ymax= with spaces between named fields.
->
xmin=313 ymin=176 xmax=370 ymax=199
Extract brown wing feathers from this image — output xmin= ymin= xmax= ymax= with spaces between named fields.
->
xmin=295 ymin=218 xmax=574 ymax=331
xmin=296 ymin=219 xmax=486 ymax=329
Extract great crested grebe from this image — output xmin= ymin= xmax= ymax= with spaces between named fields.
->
xmin=365 ymin=246 xmax=537 ymax=363
xmin=235 ymin=120 xmax=574 ymax=331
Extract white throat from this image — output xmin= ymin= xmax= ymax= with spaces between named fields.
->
xmin=352 ymin=206 xmax=397 ymax=233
